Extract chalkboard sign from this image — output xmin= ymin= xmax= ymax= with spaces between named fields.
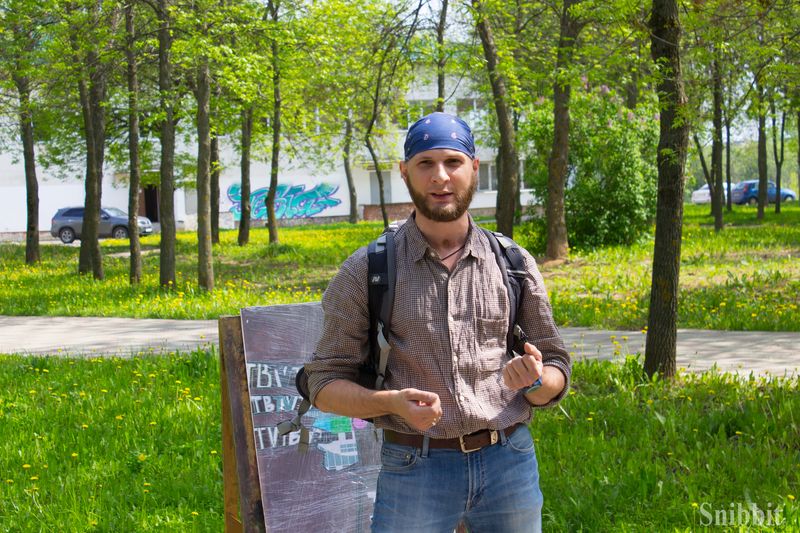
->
xmin=230 ymin=303 xmax=381 ymax=531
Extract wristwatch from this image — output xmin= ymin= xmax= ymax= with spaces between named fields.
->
xmin=525 ymin=377 xmax=543 ymax=394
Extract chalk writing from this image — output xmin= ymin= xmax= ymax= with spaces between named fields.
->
xmin=246 ymin=363 xmax=303 ymax=390
xmin=228 ymin=182 xmax=342 ymax=220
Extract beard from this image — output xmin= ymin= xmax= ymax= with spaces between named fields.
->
xmin=405 ymin=173 xmax=477 ymax=222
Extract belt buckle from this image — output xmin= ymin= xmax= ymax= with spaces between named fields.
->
xmin=459 ymin=430 xmax=498 ymax=453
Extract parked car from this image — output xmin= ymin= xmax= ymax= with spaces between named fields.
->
xmin=691 ymin=183 xmax=727 ymax=205
xmin=50 ymin=206 xmax=154 ymax=244
xmin=731 ymin=180 xmax=797 ymax=206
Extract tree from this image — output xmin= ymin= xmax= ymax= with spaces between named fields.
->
xmin=155 ymin=0 xmax=177 ymax=287
xmin=644 ymin=0 xmax=690 ymax=379
xmin=0 ymin=0 xmax=46 ymax=264
xmin=473 ymin=0 xmax=519 ymax=238
xmin=545 ymin=0 xmax=584 ymax=258
xmin=125 ymin=0 xmax=142 ymax=284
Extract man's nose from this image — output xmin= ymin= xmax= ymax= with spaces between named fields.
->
xmin=431 ymin=162 xmax=450 ymax=183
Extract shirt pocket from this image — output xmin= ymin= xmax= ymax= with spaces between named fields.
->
xmin=476 ymin=317 xmax=508 ymax=370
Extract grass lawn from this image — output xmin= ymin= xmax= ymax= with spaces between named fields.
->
xmin=1 ymin=204 xmax=798 ymax=332
xmin=1 ymin=351 xmax=796 ymax=531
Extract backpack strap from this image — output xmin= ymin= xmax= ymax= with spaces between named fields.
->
xmin=480 ymin=228 xmax=527 ymax=357
xmin=367 ymin=224 xmax=398 ymax=389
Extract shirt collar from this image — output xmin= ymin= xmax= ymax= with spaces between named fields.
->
xmin=403 ymin=212 xmax=489 ymax=263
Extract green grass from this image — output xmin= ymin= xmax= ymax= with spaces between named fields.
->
xmin=1 ymin=204 xmax=798 ymax=331
xmin=1 ymin=352 xmax=796 ymax=531
xmin=0 ymin=350 xmax=222 ymax=532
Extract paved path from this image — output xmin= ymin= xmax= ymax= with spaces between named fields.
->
xmin=1 ymin=316 xmax=798 ymax=376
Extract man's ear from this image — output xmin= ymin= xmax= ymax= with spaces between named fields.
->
xmin=472 ymin=157 xmax=480 ymax=173
xmin=399 ymin=161 xmax=408 ymax=183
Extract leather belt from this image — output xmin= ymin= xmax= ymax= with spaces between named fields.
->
xmin=383 ymin=423 xmax=525 ymax=453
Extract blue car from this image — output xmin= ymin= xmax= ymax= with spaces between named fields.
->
xmin=731 ymin=180 xmax=797 ymax=206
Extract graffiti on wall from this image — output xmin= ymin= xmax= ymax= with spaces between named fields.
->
xmin=228 ymin=182 xmax=342 ymax=220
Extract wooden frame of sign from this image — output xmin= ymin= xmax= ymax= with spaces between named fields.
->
xmin=219 ymin=314 xmax=266 ymax=533
xmin=219 ymin=304 xmax=381 ymax=532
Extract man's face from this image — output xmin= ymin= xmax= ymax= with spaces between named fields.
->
xmin=400 ymin=149 xmax=479 ymax=223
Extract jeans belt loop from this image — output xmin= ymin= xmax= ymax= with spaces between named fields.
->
xmin=460 ymin=429 xmax=498 ymax=453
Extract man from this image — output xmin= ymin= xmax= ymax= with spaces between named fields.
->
xmin=304 ymin=112 xmax=571 ymax=532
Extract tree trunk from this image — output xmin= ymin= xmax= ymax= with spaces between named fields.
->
xmin=544 ymin=0 xmax=582 ymax=258
xmin=238 ymin=106 xmax=253 ymax=246
xmin=435 ymin=0 xmax=448 ymax=112
xmin=725 ymin=117 xmax=732 ymax=211
xmin=266 ymin=1 xmax=281 ymax=245
xmin=125 ymin=2 xmax=142 ymax=285
xmin=692 ymin=134 xmax=710 ymax=183
xmin=756 ymin=85 xmax=767 ymax=220
xmin=644 ymin=0 xmax=689 ymax=379
xmin=365 ymin=135 xmax=389 ymax=228
xmin=74 ymin=42 xmax=105 ymax=280
xmin=711 ymin=57 xmax=723 ymax=231
xmin=158 ymin=0 xmax=176 ymax=287
xmin=475 ymin=0 xmax=518 ymax=238
xmin=343 ymin=118 xmax=359 ymax=223
xmin=770 ymin=97 xmax=785 ymax=214
xmin=211 ymin=131 xmax=220 ymax=244
xmin=14 ymin=74 xmax=39 ymax=264
xmin=196 ymin=56 xmax=214 ymax=291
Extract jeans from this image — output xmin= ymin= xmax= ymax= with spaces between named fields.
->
xmin=371 ymin=425 xmax=543 ymax=533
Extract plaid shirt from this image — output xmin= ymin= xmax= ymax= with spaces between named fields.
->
xmin=305 ymin=214 xmax=571 ymax=438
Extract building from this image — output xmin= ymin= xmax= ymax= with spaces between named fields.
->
xmin=0 ymin=81 xmax=534 ymax=235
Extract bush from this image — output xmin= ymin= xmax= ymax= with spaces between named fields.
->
xmin=521 ymin=85 xmax=659 ymax=250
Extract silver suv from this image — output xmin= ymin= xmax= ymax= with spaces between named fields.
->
xmin=50 ymin=206 xmax=154 ymax=244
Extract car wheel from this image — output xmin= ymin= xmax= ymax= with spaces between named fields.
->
xmin=112 ymin=226 xmax=129 ymax=239
xmin=748 ymin=197 xmax=758 ymax=206
xmin=59 ymin=227 xmax=76 ymax=244
xmin=783 ymin=195 xmax=794 ymax=203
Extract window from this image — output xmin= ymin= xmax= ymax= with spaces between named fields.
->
xmin=64 ymin=208 xmax=84 ymax=217
xmin=479 ymin=162 xmax=497 ymax=191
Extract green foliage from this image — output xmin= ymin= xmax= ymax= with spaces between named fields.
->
xmin=521 ymin=85 xmax=659 ymax=250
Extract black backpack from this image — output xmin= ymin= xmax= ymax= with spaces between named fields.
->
xmin=278 ymin=224 xmax=529 ymax=449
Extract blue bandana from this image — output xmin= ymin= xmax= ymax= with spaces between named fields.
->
xmin=404 ymin=112 xmax=475 ymax=161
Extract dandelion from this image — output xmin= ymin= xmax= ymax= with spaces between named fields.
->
xmin=210 ymin=450 xmax=218 ymax=455
xmin=191 ymin=511 xmax=199 ymax=516
xmin=115 ymin=415 xmax=124 ymax=421
xmin=789 ymin=495 xmax=796 ymax=501
xmin=71 ymin=453 xmax=78 ymax=459
xmin=144 ymin=482 xmax=151 ymax=487
xmin=30 ymin=476 xmax=39 ymax=481
xmin=6 ymin=479 xmax=13 ymax=484
xmin=82 ymin=424 xmax=89 ymax=429
xmin=138 ymin=453 xmax=147 ymax=462
xmin=101 ymin=389 xmax=108 ymax=393
xmin=735 ymin=431 xmax=743 ymax=436
xmin=149 ymin=421 xmax=157 ymax=426
xmin=691 ymin=502 xmax=699 ymax=509
xmin=22 ymin=464 xmax=30 ymax=470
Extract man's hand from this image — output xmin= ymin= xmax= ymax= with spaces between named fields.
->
xmin=502 ymin=342 xmax=543 ymax=390
xmin=392 ymin=388 xmax=442 ymax=432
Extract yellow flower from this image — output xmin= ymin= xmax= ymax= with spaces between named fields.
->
xmin=143 ymin=482 xmax=151 ymax=487
xmin=191 ymin=511 xmax=199 ymax=516
xmin=210 ymin=450 xmax=218 ymax=455
xmin=22 ymin=464 xmax=31 ymax=469
xmin=115 ymin=415 xmax=124 ymax=421
xmin=71 ymin=453 xmax=78 ymax=459
xmin=138 ymin=453 xmax=147 ymax=462
xmin=149 ymin=421 xmax=157 ymax=426
xmin=81 ymin=424 xmax=88 ymax=429
xmin=788 ymin=495 xmax=796 ymax=501
xmin=691 ymin=502 xmax=699 ymax=509
xmin=30 ymin=476 xmax=39 ymax=481
xmin=5 ymin=479 xmax=13 ymax=484
xmin=100 ymin=389 xmax=108 ymax=393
